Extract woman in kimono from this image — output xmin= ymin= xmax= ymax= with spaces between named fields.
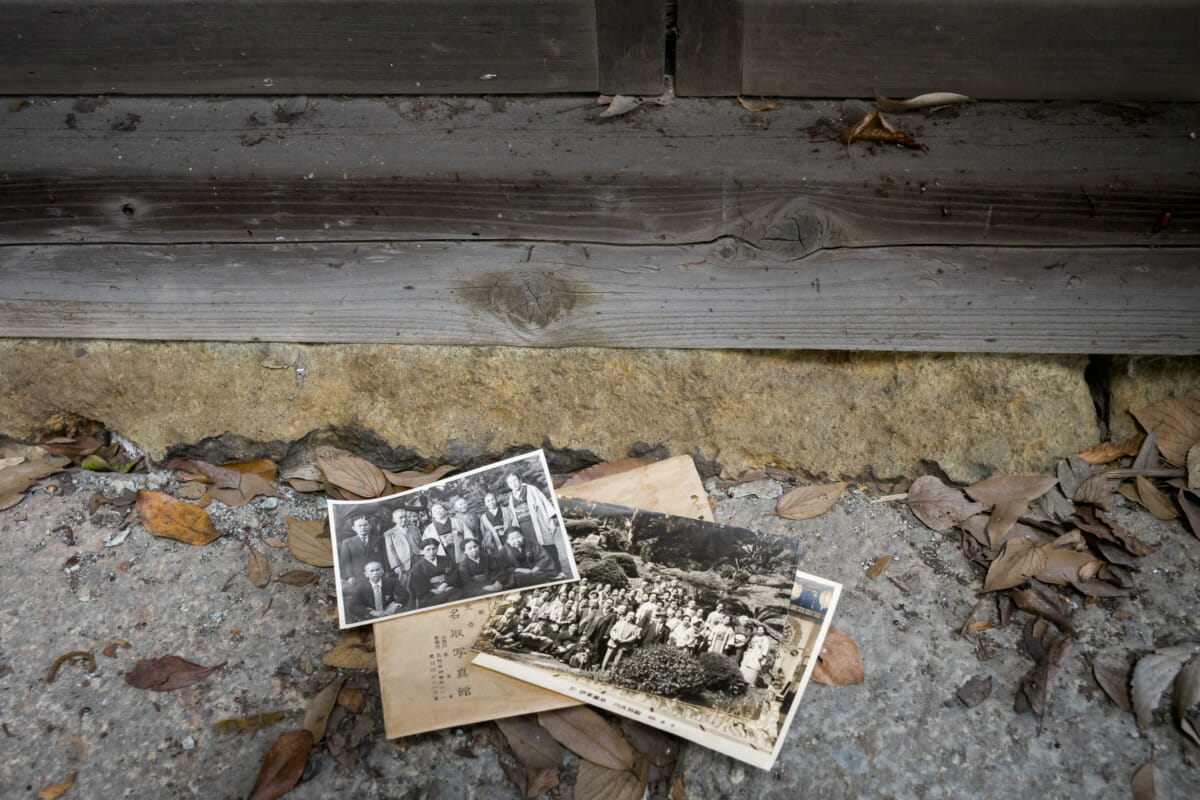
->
xmin=477 ymin=491 xmax=509 ymax=553
xmin=503 ymin=472 xmax=565 ymax=577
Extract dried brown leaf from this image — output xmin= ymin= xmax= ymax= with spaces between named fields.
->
xmin=495 ymin=715 xmax=564 ymax=770
xmin=776 ymin=482 xmax=848 ymax=521
xmin=383 ymin=463 xmax=458 ymax=489
xmin=248 ymin=729 xmax=312 ymax=800
xmin=536 ymin=707 xmax=635 ymax=772
xmin=208 ymin=472 xmax=276 ymax=508
xmin=574 ymin=757 xmax=648 ymax=800
xmin=174 ymin=481 xmax=207 ymax=500
xmin=1176 ymin=657 xmax=1200 ymax=746
xmin=1012 ymin=582 xmax=1075 ymax=635
xmin=965 ymin=474 xmax=1058 ymax=507
xmin=216 ymin=711 xmax=287 ymax=735
xmin=737 ymin=96 xmax=779 ymax=112
xmin=906 ymin=476 xmax=984 ymax=531
xmin=985 ymin=498 xmax=1027 ymax=549
xmin=811 ymin=627 xmax=865 ymax=686
xmin=670 ymin=775 xmax=687 ymax=800
xmin=559 ymin=459 xmax=654 ymax=489
xmin=221 ymin=459 xmax=278 ymax=483
xmin=275 ymin=570 xmax=319 ymax=586
xmin=286 ymin=478 xmax=323 ymax=493
xmin=1180 ymin=489 xmax=1200 ymax=538
xmin=1017 ymin=630 xmax=1075 ymax=729
xmin=524 ymin=767 xmax=560 ymax=798
xmin=247 ymin=546 xmax=271 ymax=588
xmin=1132 ymin=645 xmax=1199 ymax=728
xmin=956 ymin=675 xmax=991 ymax=708
xmin=1036 ymin=486 xmax=1076 ymax=522
xmin=1072 ymin=507 xmax=1154 ymax=557
xmin=1131 ymin=748 xmax=1167 ymax=800
xmin=1135 ymin=476 xmax=1178 ymax=520
xmin=286 ymin=516 xmax=333 ymax=568
xmin=1075 ymin=434 xmax=1145 ymax=465
xmin=336 ymin=688 xmax=365 ymax=714
xmin=167 ymin=458 xmax=242 ymax=488
xmin=39 ymin=435 xmax=102 ymax=458
xmin=1056 ymin=457 xmax=1092 ymax=500
xmin=1037 ymin=547 xmax=1102 ymax=587
xmin=840 ymin=110 xmax=926 ymax=149
xmin=0 ymin=458 xmax=68 ymax=510
xmin=865 ymin=555 xmax=893 ymax=579
xmin=1133 ymin=397 xmax=1200 ymax=465
xmin=874 ymin=90 xmax=972 ymax=111
xmin=1187 ymin=441 xmax=1200 ymax=490
xmin=37 ymin=772 xmax=76 ymax=800
xmin=1073 ymin=474 xmax=1114 ymax=510
xmin=302 ymin=677 xmax=345 ymax=742
xmin=136 ymin=490 xmax=223 ymax=545
xmin=322 ymin=629 xmax=376 ymax=671
xmin=619 ymin=719 xmax=678 ymax=767
xmin=124 ymin=655 xmax=225 ymax=691
xmin=1092 ymin=661 xmax=1132 ymax=713
xmin=983 ymin=538 xmax=1046 ymax=592
xmin=318 ymin=455 xmax=388 ymax=499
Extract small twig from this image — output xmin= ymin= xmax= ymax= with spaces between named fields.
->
xmin=45 ymin=651 xmax=95 ymax=684
xmin=1097 ymin=468 xmax=1184 ymax=480
xmin=871 ymin=493 xmax=909 ymax=504
xmin=887 ymin=576 xmax=909 ymax=593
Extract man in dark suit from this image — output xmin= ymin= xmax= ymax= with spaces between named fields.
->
xmin=495 ymin=528 xmax=557 ymax=588
xmin=339 ymin=515 xmax=387 ymax=590
xmin=347 ymin=561 xmax=406 ymax=622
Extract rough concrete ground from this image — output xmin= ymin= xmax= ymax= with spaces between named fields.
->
xmin=0 ymin=466 xmax=1196 ymax=799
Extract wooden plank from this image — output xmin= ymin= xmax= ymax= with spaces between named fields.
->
xmin=740 ymin=0 xmax=1200 ymax=100
xmin=0 ymin=0 xmax=599 ymax=94
xmin=2 ymin=97 xmax=1196 ymax=249
xmin=596 ymin=0 xmax=666 ymax=95
xmin=674 ymin=0 xmax=742 ymax=96
xmin=2 ymin=241 xmax=1197 ymax=353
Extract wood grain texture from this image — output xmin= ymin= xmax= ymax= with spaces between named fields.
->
xmin=0 ymin=0 xmax=599 ymax=94
xmin=674 ymin=0 xmax=742 ymax=96
xmin=2 ymin=97 xmax=1196 ymax=249
xmin=596 ymin=0 xmax=666 ymax=95
xmin=739 ymin=0 xmax=1200 ymax=100
xmin=2 ymin=241 xmax=1197 ymax=353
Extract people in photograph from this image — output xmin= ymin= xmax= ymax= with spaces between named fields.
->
xmin=602 ymin=610 xmax=643 ymax=671
xmin=347 ymin=561 xmax=406 ymax=621
xmin=496 ymin=528 xmax=557 ymax=588
xmin=451 ymin=495 xmax=478 ymax=541
xmin=503 ymin=471 xmax=565 ymax=577
xmin=740 ymin=625 xmax=773 ymax=686
xmin=381 ymin=508 xmax=421 ymax=578
xmin=409 ymin=535 xmax=463 ymax=607
xmin=424 ymin=501 xmax=465 ymax=564
xmin=640 ymin=610 xmax=670 ymax=646
xmin=338 ymin=515 xmax=387 ymax=589
xmin=707 ymin=613 xmax=735 ymax=654
xmin=457 ymin=535 xmax=504 ymax=595
xmin=478 ymin=491 xmax=508 ymax=553
xmin=567 ymin=635 xmax=593 ymax=668
xmin=669 ymin=615 xmax=698 ymax=650
xmin=489 ymin=606 xmax=521 ymax=648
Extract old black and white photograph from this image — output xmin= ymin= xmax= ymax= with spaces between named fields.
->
xmin=473 ymin=498 xmax=802 ymax=716
xmin=329 ymin=450 xmax=576 ymax=628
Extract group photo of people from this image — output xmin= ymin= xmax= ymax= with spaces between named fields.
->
xmin=329 ymin=451 xmax=576 ymax=627
xmin=483 ymin=578 xmax=779 ymax=690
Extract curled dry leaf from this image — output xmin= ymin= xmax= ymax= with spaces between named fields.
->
xmin=1056 ymin=457 xmax=1092 ymax=500
xmin=559 ymin=459 xmax=654 ymax=489
xmin=811 ymin=627 xmax=865 ymax=686
xmin=337 ymin=688 xmax=365 ymax=714
xmin=275 ymin=569 xmax=319 ymax=586
xmin=302 ymin=676 xmax=345 ymax=742
xmin=0 ymin=458 xmax=68 ymax=511
xmin=873 ymin=90 xmax=972 ymax=111
xmin=318 ymin=455 xmax=389 ymax=499
xmin=1075 ymin=434 xmax=1145 ymax=465
xmin=1176 ymin=657 xmax=1200 ymax=746
xmin=286 ymin=516 xmax=333 ymax=568
xmin=865 ymin=555 xmax=892 ymax=579
xmin=1073 ymin=474 xmax=1114 ymax=510
xmin=221 ymin=459 xmax=278 ymax=483
xmin=956 ymin=675 xmax=991 ymax=708
xmin=208 ymin=472 xmax=277 ymax=508
xmin=574 ymin=757 xmax=649 ymax=800
xmin=37 ymin=772 xmax=77 ymax=800
xmin=985 ymin=498 xmax=1027 ymax=549
xmin=905 ymin=476 xmax=984 ymax=531
xmin=1135 ymin=476 xmax=1178 ymax=520
xmin=1180 ymin=488 xmax=1200 ymax=538
xmin=39 ymin=435 xmax=102 ymax=458
xmin=1132 ymin=645 xmax=1200 ymax=729
xmin=495 ymin=714 xmax=564 ymax=770
xmin=776 ymin=482 xmax=847 ymax=521
xmin=524 ymin=767 xmax=560 ymax=798
xmin=136 ymin=490 xmax=223 ymax=545
xmin=248 ymin=729 xmax=313 ymax=800
xmin=1092 ymin=660 xmax=1133 ymax=713
xmin=536 ymin=707 xmax=635 ymax=771
xmin=384 ymin=463 xmax=458 ymax=489
xmin=322 ymin=629 xmax=376 ymax=671
xmin=1016 ymin=629 xmax=1075 ymax=731
xmin=247 ymin=546 xmax=271 ymax=588
xmin=167 ymin=458 xmax=242 ymax=488
xmin=1131 ymin=747 xmax=1167 ymax=800
xmin=1132 ymin=396 xmax=1200 ymax=465
xmin=217 ymin=711 xmax=287 ymax=735
xmin=124 ymin=655 xmax=225 ymax=691
xmin=737 ymin=96 xmax=779 ymax=112
xmin=1012 ymin=582 xmax=1075 ymax=635
xmin=965 ymin=474 xmax=1058 ymax=507
xmin=983 ymin=538 xmax=1046 ymax=592
xmin=840 ymin=110 xmax=927 ymax=150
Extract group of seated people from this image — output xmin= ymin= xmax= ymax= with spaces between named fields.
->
xmin=339 ymin=474 xmax=566 ymax=622
xmin=485 ymin=577 xmax=776 ymax=686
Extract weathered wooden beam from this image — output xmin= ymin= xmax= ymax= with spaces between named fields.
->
xmin=2 ymin=97 xmax=1196 ymax=248
xmin=0 ymin=0 xmax=600 ymax=95
xmin=596 ymin=0 xmax=666 ymax=95
xmin=675 ymin=0 xmax=743 ymax=96
xmin=739 ymin=0 xmax=1200 ymax=100
xmin=2 ymin=241 xmax=1197 ymax=353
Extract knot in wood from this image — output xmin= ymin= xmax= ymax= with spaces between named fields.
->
xmin=460 ymin=271 xmax=578 ymax=330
